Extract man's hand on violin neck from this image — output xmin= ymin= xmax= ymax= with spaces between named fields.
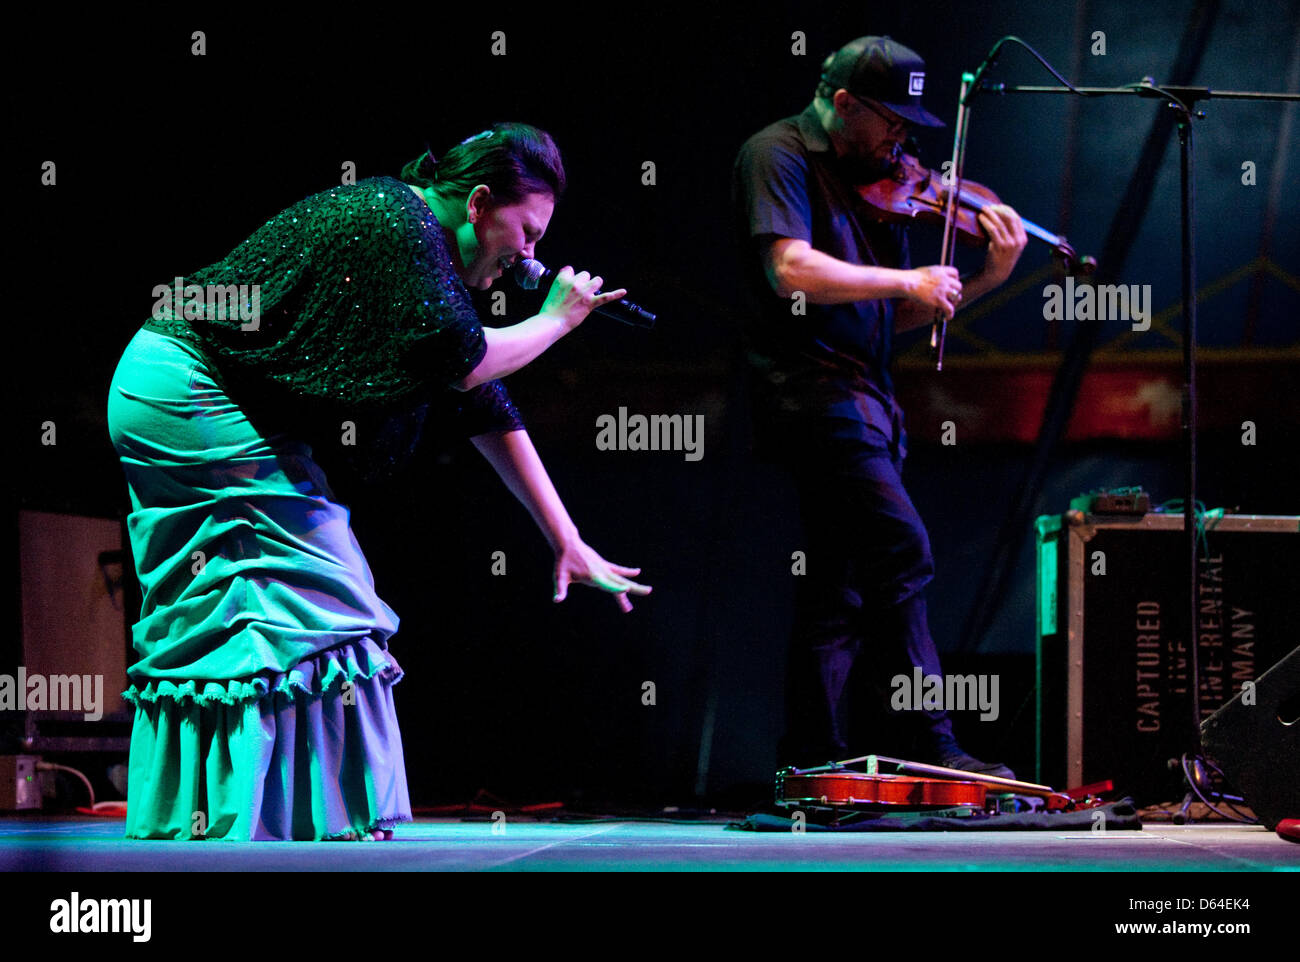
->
xmin=941 ymin=204 xmax=1028 ymax=312
xmin=975 ymin=204 xmax=1028 ymax=286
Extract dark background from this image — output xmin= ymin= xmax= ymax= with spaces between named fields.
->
xmin=9 ymin=1 xmax=1299 ymax=810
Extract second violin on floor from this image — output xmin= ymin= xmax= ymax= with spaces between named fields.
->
xmin=776 ymin=754 xmax=1112 ymax=813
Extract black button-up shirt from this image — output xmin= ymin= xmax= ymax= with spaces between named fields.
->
xmin=733 ymin=103 xmax=911 ymax=457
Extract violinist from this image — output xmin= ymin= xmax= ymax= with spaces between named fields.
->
xmin=732 ymin=36 xmax=1027 ymax=777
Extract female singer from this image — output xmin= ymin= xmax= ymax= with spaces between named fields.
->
xmin=108 ymin=122 xmax=649 ymax=840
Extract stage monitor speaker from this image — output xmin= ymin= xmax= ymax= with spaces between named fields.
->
xmin=1200 ymin=645 xmax=1300 ymax=832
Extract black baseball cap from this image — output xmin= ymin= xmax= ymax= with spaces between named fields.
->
xmin=820 ymin=36 xmax=945 ymax=128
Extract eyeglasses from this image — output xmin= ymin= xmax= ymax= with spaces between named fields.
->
xmin=849 ymin=93 xmax=909 ymax=132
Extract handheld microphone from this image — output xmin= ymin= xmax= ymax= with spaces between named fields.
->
xmin=513 ymin=258 xmax=656 ymax=329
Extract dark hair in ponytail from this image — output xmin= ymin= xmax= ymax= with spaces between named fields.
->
xmin=401 ymin=122 xmax=566 ymax=205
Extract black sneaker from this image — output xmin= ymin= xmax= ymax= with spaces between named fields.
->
xmin=935 ymin=752 xmax=1017 ymax=781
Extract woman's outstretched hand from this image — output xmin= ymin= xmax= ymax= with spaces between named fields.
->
xmin=552 ymin=538 xmax=651 ymax=613
xmin=468 ymin=430 xmax=649 ymax=613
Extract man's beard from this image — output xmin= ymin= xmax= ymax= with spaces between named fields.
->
xmin=835 ymin=143 xmax=900 ymax=184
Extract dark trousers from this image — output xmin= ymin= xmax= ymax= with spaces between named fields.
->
xmin=778 ymin=437 xmax=959 ymax=766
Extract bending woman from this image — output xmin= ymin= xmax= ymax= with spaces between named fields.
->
xmin=107 ymin=122 xmax=650 ymax=840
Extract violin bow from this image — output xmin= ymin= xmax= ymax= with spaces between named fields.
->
xmin=932 ymin=70 xmax=976 ymax=371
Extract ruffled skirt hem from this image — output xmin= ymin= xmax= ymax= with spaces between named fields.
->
xmin=122 ymin=631 xmax=404 ymax=708
xmin=124 ymin=637 xmax=413 ymax=841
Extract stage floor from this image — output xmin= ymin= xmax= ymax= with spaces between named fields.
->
xmin=1 ymin=815 xmax=1296 ymax=871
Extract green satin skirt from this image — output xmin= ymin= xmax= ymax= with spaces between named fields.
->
xmin=108 ymin=327 xmax=412 ymax=839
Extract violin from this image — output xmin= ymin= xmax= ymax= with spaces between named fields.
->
xmin=777 ymin=770 xmax=987 ymax=810
xmin=857 ymin=149 xmax=1097 ymax=277
xmin=775 ymin=756 xmax=1111 ymax=814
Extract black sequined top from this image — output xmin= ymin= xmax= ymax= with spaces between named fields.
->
xmin=142 ymin=176 xmax=523 ymax=477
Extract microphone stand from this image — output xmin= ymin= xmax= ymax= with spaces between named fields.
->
xmin=966 ymin=36 xmax=1299 ymax=819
